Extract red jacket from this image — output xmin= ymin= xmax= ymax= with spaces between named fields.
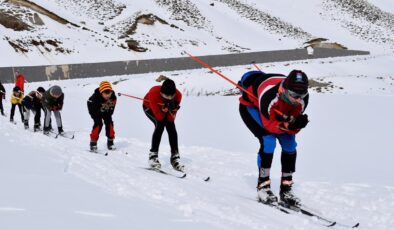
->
xmin=143 ymin=86 xmax=182 ymax=122
xmin=15 ymin=74 xmax=25 ymax=92
xmin=256 ymin=77 xmax=307 ymax=135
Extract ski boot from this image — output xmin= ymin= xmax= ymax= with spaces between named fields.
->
xmin=90 ymin=141 xmax=98 ymax=152
xmin=34 ymin=123 xmax=41 ymax=132
xmin=257 ymin=179 xmax=278 ymax=204
xmin=43 ymin=126 xmax=51 ymax=135
xmin=58 ymin=126 xmax=64 ymax=135
xmin=10 ymin=118 xmax=14 ymax=123
xmin=170 ymin=152 xmax=185 ymax=172
xmin=279 ymin=179 xmax=300 ymax=206
xmin=107 ymin=138 xmax=115 ymax=150
xmin=149 ymin=151 xmax=161 ymax=169
xmin=24 ymin=120 xmax=29 ymax=129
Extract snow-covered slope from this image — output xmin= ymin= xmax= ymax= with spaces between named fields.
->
xmin=1 ymin=55 xmax=394 ymax=229
xmin=1 ymin=0 xmax=394 ymax=67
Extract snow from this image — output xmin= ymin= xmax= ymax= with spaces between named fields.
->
xmin=1 ymin=0 xmax=394 ymax=229
xmin=1 ymin=52 xmax=394 ymax=229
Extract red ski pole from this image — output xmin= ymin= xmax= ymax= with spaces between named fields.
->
xmin=185 ymin=52 xmax=258 ymax=101
xmin=252 ymin=62 xmax=262 ymax=71
xmin=118 ymin=92 xmax=165 ymax=106
xmin=118 ymin=92 xmax=147 ymax=102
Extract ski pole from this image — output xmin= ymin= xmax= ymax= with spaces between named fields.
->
xmin=118 ymin=92 xmax=147 ymax=102
xmin=118 ymin=92 xmax=165 ymax=106
xmin=252 ymin=62 xmax=262 ymax=71
xmin=185 ymin=52 xmax=258 ymax=101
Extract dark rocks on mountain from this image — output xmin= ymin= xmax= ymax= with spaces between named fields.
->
xmin=0 ymin=10 xmax=31 ymax=31
xmin=8 ymin=40 xmax=29 ymax=53
xmin=125 ymin=14 xmax=169 ymax=36
xmin=126 ymin=39 xmax=148 ymax=52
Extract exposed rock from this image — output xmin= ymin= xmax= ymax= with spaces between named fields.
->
xmin=0 ymin=10 xmax=31 ymax=31
xmin=8 ymin=40 xmax=29 ymax=53
xmin=31 ymin=12 xmax=44 ymax=25
xmin=304 ymin=38 xmax=348 ymax=50
xmin=8 ymin=0 xmax=79 ymax=27
xmin=126 ymin=39 xmax=148 ymax=52
xmin=125 ymin=14 xmax=169 ymax=36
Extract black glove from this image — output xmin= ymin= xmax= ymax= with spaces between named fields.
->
xmin=288 ymin=114 xmax=309 ymax=130
xmin=165 ymin=100 xmax=180 ymax=111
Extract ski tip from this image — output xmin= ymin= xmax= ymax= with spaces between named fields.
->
xmin=180 ymin=173 xmax=187 ymax=178
xmin=327 ymin=222 xmax=336 ymax=227
xmin=352 ymin=223 xmax=360 ymax=228
xmin=104 ymin=152 xmax=109 ymax=156
xmin=204 ymin=176 xmax=210 ymax=182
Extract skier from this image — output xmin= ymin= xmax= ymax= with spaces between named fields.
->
xmin=87 ymin=81 xmax=117 ymax=151
xmin=239 ymin=70 xmax=309 ymax=205
xmin=0 ymin=81 xmax=5 ymax=116
xmin=22 ymin=87 xmax=46 ymax=131
xmin=10 ymin=86 xmax=24 ymax=123
xmin=42 ymin=85 xmax=64 ymax=135
xmin=14 ymin=71 xmax=25 ymax=93
xmin=143 ymin=79 xmax=183 ymax=171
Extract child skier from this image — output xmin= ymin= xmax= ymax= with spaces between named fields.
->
xmin=42 ymin=85 xmax=64 ymax=135
xmin=0 ymin=81 xmax=5 ymax=116
xmin=22 ymin=87 xmax=46 ymax=131
xmin=143 ymin=79 xmax=183 ymax=171
xmin=239 ymin=70 xmax=309 ymax=206
xmin=10 ymin=86 xmax=24 ymax=123
xmin=87 ymin=81 xmax=117 ymax=151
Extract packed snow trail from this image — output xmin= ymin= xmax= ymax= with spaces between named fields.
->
xmin=1 ymin=68 xmax=394 ymax=229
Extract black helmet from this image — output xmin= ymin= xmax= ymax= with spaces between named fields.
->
xmin=283 ymin=70 xmax=309 ymax=95
xmin=37 ymin=87 xmax=45 ymax=93
xmin=13 ymin=86 xmax=21 ymax=92
xmin=160 ymin=79 xmax=176 ymax=96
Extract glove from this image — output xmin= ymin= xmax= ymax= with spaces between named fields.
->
xmin=165 ymin=100 xmax=180 ymax=111
xmin=288 ymin=114 xmax=309 ymax=130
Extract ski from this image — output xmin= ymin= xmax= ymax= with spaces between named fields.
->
xmin=105 ymin=149 xmax=128 ymax=155
xmin=88 ymin=149 xmax=108 ymax=156
xmin=258 ymin=200 xmax=291 ymax=214
xmin=278 ymin=202 xmax=359 ymax=228
xmin=43 ymin=131 xmax=59 ymax=138
xmin=182 ymin=170 xmax=210 ymax=182
xmin=144 ymin=167 xmax=186 ymax=179
xmin=56 ymin=131 xmax=75 ymax=139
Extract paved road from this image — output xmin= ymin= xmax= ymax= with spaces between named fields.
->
xmin=0 ymin=48 xmax=369 ymax=83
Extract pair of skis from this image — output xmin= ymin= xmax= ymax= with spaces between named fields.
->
xmin=259 ymin=199 xmax=359 ymax=228
xmin=89 ymin=148 xmax=128 ymax=156
xmin=44 ymin=131 xmax=75 ymax=139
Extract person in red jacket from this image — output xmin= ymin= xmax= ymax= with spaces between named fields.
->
xmin=239 ymin=70 xmax=309 ymax=206
xmin=143 ymin=79 xmax=183 ymax=171
xmin=14 ymin=71 xmax=25 ymax=93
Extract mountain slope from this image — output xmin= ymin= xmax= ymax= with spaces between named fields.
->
xmin=1 ymin=0 xmax=393 ymax=67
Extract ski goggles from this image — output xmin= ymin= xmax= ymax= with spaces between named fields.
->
xmin=160 ymin=92 xmax=175 ymax=100
xmin=287 ymin=89 xmax=308 ymax=99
